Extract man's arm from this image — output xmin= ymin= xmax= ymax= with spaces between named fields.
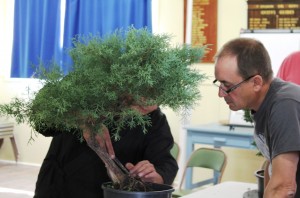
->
xmin=264 ymin=160 xmax=270 ymax=188
xmin=264 ymin=152 xmax=299 ymax=198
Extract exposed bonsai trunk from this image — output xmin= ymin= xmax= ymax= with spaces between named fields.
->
xmin=85 ymin=134 xmax=127 ymax=183
xmin=85 ymin=134 xmax=147 ymax=191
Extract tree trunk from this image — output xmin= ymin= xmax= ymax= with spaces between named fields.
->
xmin=85 ymin=134 xmax=127 ymax=184
xmin=85 ymin=134 xmax=148 ymax=191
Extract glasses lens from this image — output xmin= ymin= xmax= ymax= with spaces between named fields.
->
xmin=213 ymin=80 xmax=221 ymax=87
xmin=213 ymin=80 xmax=228 ymax=94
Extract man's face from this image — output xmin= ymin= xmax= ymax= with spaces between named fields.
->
xmin=130 ymin=97 xmax=158 ymax=115
xmin=214 ymin=55 xmax=253 ymax=111
xmin=131 ymin=104 xmax=158 ymax=115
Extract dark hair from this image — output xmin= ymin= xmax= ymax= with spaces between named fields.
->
xmin=215 ymin=38 xmax=273 ymax=81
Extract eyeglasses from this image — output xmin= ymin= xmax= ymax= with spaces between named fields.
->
xmin=213 ymin=75 xmax=256 ymax=95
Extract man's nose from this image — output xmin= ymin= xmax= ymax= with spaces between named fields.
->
xmin=218 ymin=87 xmax=227 ymax=98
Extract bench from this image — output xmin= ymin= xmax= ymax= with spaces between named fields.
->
xmin=0 ymin=122 xmax=18 ymax=162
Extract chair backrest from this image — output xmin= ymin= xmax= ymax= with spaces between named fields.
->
xmin=0 ymin=123 xmax=14 ymax=138
xmin=179 ymin=147 xmax=227 ymax=190
xmin=170 ymin=142 xmax=180 ymax=161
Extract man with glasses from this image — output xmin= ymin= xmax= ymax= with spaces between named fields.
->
xmin=213 ymin=37 xmax=300 ymax=198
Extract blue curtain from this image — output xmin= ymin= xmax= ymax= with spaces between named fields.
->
xmin=11 ymin=0 xmax=62 ymax=78
xmin=62 ymin=0 xmax=152 ymax=73
xmin=10 ymin=0 xmax=152 ymax=78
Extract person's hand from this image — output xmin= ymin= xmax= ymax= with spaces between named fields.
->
xmin=125 ymin=160 xmax=164 ymax=184
xmin=82 ymin=125 xmax=115 ymax=158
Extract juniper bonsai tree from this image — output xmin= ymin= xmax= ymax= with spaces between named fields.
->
xmin=0 ymin=27 xmax=207 ymax=191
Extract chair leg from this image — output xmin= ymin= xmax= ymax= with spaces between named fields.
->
xmin=0 ymin=138 xmax=3 ymax=149
xmin=9 ymin=137 xmax=19 ymax=162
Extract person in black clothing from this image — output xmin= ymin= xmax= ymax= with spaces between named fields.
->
xmin=33 ymin=105 xmax=178 ymax=198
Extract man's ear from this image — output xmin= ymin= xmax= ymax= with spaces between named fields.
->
xmin=252 ymin=75 xmax=263 ymax=91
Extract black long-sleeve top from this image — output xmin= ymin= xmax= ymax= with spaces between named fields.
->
xmin=33 ymin=107 xmax=178 ymax=198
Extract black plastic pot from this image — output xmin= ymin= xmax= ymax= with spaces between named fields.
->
xmin=102 ymin=182 xmax=174 ymax=198
xmin=255 ymin=169 xmax=264 ymax=198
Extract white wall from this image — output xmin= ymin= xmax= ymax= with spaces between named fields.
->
xmin=0 ymin=79 xmax=51 ymax=165
xmin=0 ymin=0 xmax=264 ymax=182
xmin=155 ymin=0 xmax=249 ymax=151
xmin=153 ymin=0 xmax=264 ymax=184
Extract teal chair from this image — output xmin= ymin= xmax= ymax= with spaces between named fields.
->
xmin=172 ymin=147 xmax=227 ymax=197
xmin=170 ymin=142 xmax=180 ymax=161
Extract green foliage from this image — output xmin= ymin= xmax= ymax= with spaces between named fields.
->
xmin=0 ymin=27 xmax=207 ymax=140
xmin=243 ymin=109 xmax=253 ymax=123
xmin=243 ymin=109 xmax=262 ymax=156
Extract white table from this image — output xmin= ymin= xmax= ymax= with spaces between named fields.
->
xmin=181 ymin=181 xmax=258 ymax=198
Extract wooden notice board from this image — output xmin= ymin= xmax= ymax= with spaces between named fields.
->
xmin=184 ymin=0 xmax=218 ymax=63
xmin=247 ymin=0 xmax=300 ymax=29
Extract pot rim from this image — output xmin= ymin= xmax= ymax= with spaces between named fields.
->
xmin=254 ymin=169 xmax=264 ymax=179
xmin=102 ymin=182 xmax=174 ymax=195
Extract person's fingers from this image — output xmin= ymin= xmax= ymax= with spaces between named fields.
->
xmin=137 ymin=162 xmax=155 ymax=177
xmin=125 ymin=163 xmax=136 ymax=176
xmin=143 ymin=171 xmax=164 ymax=184
xmin=125 ymin=161 xmax=163 ymax=183
xmin=126 ymin=161 xmax=155 ymax=177
xmin=82 ymin=130 xmax=90 ymax=140
xmin=125 ymin=162 xmax=134 ymax=170
xmin=144 ymin=171 xmax=156 ymax=178
xmin=82 ymin=127 xmax=94 ymax=145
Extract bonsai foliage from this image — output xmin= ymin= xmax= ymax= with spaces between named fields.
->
xmin=0 ymin=27 xmax=206 ymax=139
xmin=0 ymin=27 xmax=207 ymax=189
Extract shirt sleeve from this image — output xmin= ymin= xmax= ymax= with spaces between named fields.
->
xmin=142 ymin=108 xmax=179 ymax=185
xmin=269 ymin=99 xmax=300 ymax=158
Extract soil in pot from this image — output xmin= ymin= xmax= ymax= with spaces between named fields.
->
xmin=255 ymin=169 xmax=264 ymax=198
xmin=102 ymin=182 xmax=174 ymax=198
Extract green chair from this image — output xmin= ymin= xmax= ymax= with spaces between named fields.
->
xmin=172 ymin=147 xmax=227 ymax=197
xmin=170 ymin=142 xmax=180 ymax=161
